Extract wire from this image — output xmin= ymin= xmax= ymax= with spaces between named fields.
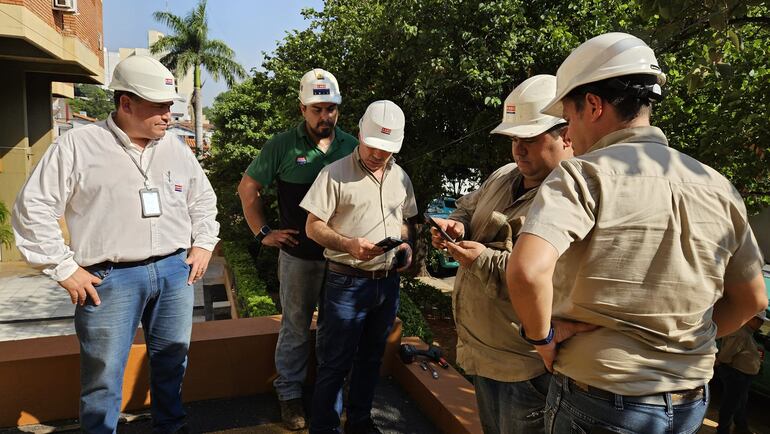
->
xmin=401 ymin=119 xmax=498 ymax=165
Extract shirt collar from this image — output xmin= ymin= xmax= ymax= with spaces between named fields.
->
xmin=107 ymin=112 xmax=159 ymax=151
xmin=353 ymin=145 xmax=395 ymax=175
xmin=586 ymin=126 xmax=668 ymax=154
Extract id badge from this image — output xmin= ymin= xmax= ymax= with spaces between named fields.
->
xmin=139 ymin=188 xmax=162 ymax=217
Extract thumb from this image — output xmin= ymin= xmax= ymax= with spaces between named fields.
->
xmin=571 ymin=322 xmax=599 ymax=334
xmin=90 ymin=274 xmax=103 ymax=285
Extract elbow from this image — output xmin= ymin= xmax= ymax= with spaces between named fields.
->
xmin=305 ymin=219 xmax=319 ymax=243
xmin=505 ymin=255 xmax=539 ymax=297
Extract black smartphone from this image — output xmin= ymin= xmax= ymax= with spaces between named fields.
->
xmin=375 ymin=236 xmax=405 ymax=252
xmin=424 ymin=213 xmax=455 ymax=243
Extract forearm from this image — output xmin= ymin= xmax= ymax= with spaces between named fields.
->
xmin=306 ymin=218 xmax=350 ymax=253
xmin=238 ymin=177 xmax=268 ymax=235
xmin=713 ymin=274 xmax=767 ymax=338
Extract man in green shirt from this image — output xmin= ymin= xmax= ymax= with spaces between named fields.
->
xmin=238 ymin=69 xmax=357 ymax=430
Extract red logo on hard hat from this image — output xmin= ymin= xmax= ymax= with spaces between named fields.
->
xmin=506 ymin=105 xmax=516 ymax=114
xmin=381 ymin=127 xmax=391 ymax=135
xmin=165 ymin=78 xmax=174 ymax=85
xmin=314 ymin=83 xmax=327 ymax=89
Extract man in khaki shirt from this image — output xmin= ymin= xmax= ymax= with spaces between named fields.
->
xmin=716 ymin=311 xmax=767 ymax=434
xmin=506 ymin=33 xmax=767 ymax=433
xmin=301 ymin=100 xmax=418 ymax=434
xmin=429 ymin=75 xmax=578 ymax=434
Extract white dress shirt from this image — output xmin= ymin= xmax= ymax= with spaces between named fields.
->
xmin=12 ymin=114 xmax=220 ymax=281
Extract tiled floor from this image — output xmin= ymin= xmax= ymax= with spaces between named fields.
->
xmin=0 ymin=259 xmax=224 ymax=341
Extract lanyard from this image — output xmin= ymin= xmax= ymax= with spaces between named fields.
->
xmin=109 ymin=127 xmax=157 ymax=188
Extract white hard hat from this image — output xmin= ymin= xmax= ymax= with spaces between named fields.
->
xmin=491 ymin=75 xmax=566 ymax=138
xmin=358 ymin=100 xmax=405 ymax=153
xmin=109 ymin=55 xmax=184 ymax=103
xmin=299 ymin=68 xmax=342 ymax=105
xmin=542 ymin=32 xmax=666 ymax=117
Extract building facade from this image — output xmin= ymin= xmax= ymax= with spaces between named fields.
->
xmin=0 ymin=0 xmax=104 ymax=261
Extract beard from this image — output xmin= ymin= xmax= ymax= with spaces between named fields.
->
xmin=311 ymin=120 xmax=334 ymax=139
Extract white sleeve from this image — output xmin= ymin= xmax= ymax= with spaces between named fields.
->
xmin=184 ymin=149 xmax=220 ymax=251
xmin=11 ymin=137 xmax=79 ymax=281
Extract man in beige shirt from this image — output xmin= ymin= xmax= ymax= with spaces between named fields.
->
xmin=12 ymin=56 xmax=219 ymax=434
xmin=301 ymin=100 xmax=417 ymax=434
xmin=429 ymin=75 xmax=579 ymax=434
xmin=716 ymin=311 xmax=768 ymax=434
xmin=505 ymin=32 xmax=767 ymax=433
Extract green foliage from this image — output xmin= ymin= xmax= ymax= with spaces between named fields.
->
xmin=0 ymin=201 xmax=13 ymax=249
xmin=401 ymin=277 xmax=453 ymax=320
xmin=221 ymin=241 xmax=278 ymax=317
xmin=398 ymin=289 xmax=434 ymax=344
xmin=69 ymin=84 xmax=113 ymax=120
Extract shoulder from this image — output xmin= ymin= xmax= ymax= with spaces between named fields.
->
xmin=335 ymin=128 xmax=359 ymax=147
xmin=263 ymin=128 xmax=301 ymax=151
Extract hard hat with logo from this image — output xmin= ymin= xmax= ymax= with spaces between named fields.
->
xmin=358 ymin=100 xmax=405 ymax=153
xmin=542 ymin=32 xmax=666 ymax=117
xmin=299 ymin=68 xmax=342 ymax=105
xmin=491 ymin=74 xmax=566 ymax=138
xmin=108 ymin=55 xmax=184 ymax=103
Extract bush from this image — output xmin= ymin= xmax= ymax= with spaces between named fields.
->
xmin=398 ymin=289 xmax=433 ymax=344
xmin=401 ymin=277 xmax=453 ymax=320
xmin=222 ymin=240 xmax=278 ymax=317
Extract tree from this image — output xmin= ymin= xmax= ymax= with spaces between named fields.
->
xmin=69 ymin=84 xmax=113 ymax=120
xmin=0 ymin=201 xmax=13 ymax=249
xmin=151 ymin=0 xmax=247 ymax=151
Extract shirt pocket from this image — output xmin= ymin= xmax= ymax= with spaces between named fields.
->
xmin=163 ymin=172 xmax=188 ymax=205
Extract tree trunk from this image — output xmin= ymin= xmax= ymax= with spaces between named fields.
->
xmin=193 ymin=65 xmax=203 ymax=152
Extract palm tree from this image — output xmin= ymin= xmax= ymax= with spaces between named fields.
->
xmin=151 ymin=0 xmax=247 ymax=151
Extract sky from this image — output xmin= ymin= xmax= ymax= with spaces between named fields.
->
xmin=102 ymin=0 xmax=324 ymax=107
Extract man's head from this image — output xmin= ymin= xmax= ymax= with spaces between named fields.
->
xmin=492 ymin=75 xmax=573 ymax=185
xmin=299 ymin=69 xmax=342 ymax=140
xmin=108 ymin=55 xmax=184 ymax=142
xmin=357 ymin=100 xmax=405 ymax=172
xmin=542 ymin=32 xmax=666 ymax=155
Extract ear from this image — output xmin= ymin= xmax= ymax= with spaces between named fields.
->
xmin=120 ymin=94 xmax=133 ymax=114
xmin=585 ymin=93 xmax=603 ymax=122
xmin=299 ymin=103 xmax=306 ymax=114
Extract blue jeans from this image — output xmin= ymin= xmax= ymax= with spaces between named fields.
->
xmin=545 ymin=375 xmax=709 ymax=434
xmin=473 ymin=373 xmax=551 ymax=434
xmin=274 ymin=250 xmax=326 ymax=401
xmin=75 ymin=250 xmax=193 ymax=434
xmin=716 ymin=365 xmax=754 ymax=434
xmin=310 ymin=270 xmax=400 ymax=434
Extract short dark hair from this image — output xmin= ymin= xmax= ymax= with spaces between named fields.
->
xmin=545 ymin=122 xmax=568 ymax=139
xmin=113 ymin=90 xmax=138 ymax=109
xmin=564 ymin=74 xmax=661 ymax=122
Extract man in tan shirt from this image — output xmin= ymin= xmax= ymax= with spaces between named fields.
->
xmin=429 ymin=75 xmax=579 ymax=434
xmin=716 ymin=311 xmax=768 ymax=434
xmin=301 ymin=100 xmax=418 ymax=434
xmin=506 ymin=32 xmax=767 ymax=433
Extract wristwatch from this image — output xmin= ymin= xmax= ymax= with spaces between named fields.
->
xmin=519 ymin=323 xmax=555 ymax=346
xmin=254 ymin=225 xmax=271 ymax=243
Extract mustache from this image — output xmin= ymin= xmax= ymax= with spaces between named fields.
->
xmin=316 ymin=121 xmax=333 ymax=129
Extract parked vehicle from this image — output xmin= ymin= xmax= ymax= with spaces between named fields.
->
xmin=425 ymin=197 xmax=459 ymax=275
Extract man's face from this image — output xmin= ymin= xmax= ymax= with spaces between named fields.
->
xmin=358 ymin=141 xmax=393 ymax=172
xmin=561 ymin=98 xmax=592 ymax=156
xmin=301 ymin=102 xmax=338 ymax=139
xmin=122 ymin=95 xmax=173 ymax=140
xmin=511 ymin=126 xmax=571 ymax=184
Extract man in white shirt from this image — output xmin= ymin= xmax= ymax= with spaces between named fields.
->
xmin=12 ymin=55 xmax=219 ymax=434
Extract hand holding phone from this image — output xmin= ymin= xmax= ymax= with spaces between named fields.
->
xmin=424 ymin=213 xmax=455 ymax=243
xmin=375 ymin=236 xmax=405 ymax=253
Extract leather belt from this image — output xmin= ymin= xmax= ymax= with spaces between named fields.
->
xmin=94 ymin=248 xmax=185 ymax=269
xmin=562 ymin=375 xmax=705 ymax=406
xmin=327 ymin=261 xmax=395 ymax=279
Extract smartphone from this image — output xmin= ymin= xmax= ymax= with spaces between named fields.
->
xmin=424 ymin=213 xmax=455 ymax=243
xmin=375 ymin=236 xmax=405 ymax=252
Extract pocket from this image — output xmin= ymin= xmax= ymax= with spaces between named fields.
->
xmin=87 ymin=263 xmax=114 ymax=286
xmin=326 ymin=271 xmax=354 ymax=289
xmin=164 ymin=174 xmax=188 ymax=205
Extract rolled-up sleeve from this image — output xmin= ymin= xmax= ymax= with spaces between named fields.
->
xmin=11 ymin=139 xmax=79 ymax=281
xmin=186 ymin=153 xmax=220 ymax=251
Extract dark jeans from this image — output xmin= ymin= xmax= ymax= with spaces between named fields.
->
xmin=309 ymin=270 xmax=400 ymax=434
xmin=545 ymin=374 xmax=709 ymax=434
xmin=473 ymin=373 xmax=551 ymax=434
xmin=717 ymin=365 xmax=755 ymax=434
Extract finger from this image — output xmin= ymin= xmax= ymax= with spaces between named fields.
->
xmin=67 ymin=288 xmax=78 ymax=304
xmin=76 ymin=287 xmax=87 ymax=306
xmin=84 ymin=285 xmax=101 ymax=306
xmin=283 ymin=229 xmax=300 ymax=234
xmin=187 ymin=265 xmax=198 ymax=285
xmin=90 ymin=274 xmax=103 ymax=286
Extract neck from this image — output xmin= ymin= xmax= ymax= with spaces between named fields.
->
xmin=113 ymin=113 xmax=150 ymax=148
xmin=522 ymin=178 xmax=541 ymax=189
xmin=306 ymin=124 xmax=335 ymax=149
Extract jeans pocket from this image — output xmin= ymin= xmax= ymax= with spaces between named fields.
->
xmin=326 ymin=271 xmax=354 ymax=289
xmin=87 ymin=263 xmax=114 ymax=286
